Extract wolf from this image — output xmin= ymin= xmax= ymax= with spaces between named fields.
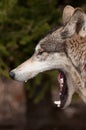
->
xmin=9 ymin=5 xmax=86 ymax=108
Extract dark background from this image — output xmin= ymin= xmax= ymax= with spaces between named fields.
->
xmin=0 ymin=0 xmax=86 ymax=130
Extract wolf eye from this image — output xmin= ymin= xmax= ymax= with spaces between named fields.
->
xmin=37 ymin=48 xmax=44 ymax=55
xmin=83 ymin=27 xmax=86 ymax=31
xmin=38 ymin=50 xmax=44 ymax=55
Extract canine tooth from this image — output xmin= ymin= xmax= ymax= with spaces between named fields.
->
xmin=57 ymin=104 xmax=60 ymax=107
xmin=54 ymin=100 xmax=61 ymax=105
xmin=54 ymin=100 xmax=61 ymax=107
xmin=60 ymin=78 xmax=64 ymax=83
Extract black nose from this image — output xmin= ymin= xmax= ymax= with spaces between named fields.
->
xmin=9 ymin=71 xmax=15 ymax=79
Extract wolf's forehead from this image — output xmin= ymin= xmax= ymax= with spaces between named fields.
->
xmin=35 ymin=27 xmax=64 ymax=52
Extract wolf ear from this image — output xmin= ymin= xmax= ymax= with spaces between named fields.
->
xmin=62 ymin=8 xmax=86 ymax=37
xmin=62 ymin=5 xmax=75 ymax=25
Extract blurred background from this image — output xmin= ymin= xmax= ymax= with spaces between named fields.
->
xmin=0 ymin=0 xmax=86 ymax=130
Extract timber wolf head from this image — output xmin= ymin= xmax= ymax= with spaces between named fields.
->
xmin=9 ymin=5 xmax=86 ymax=108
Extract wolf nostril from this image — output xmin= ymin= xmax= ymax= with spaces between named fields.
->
xmin=9 ymin=71 xmax=15 ymax=79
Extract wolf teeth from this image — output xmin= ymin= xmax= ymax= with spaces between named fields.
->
xmin=60 ymin=78 xmax=64 ymax=84
xmin=54 ymin=100 xmax=61 ymax=107
xmin=59 ymin=92 xmax=61 ymax=95
xmin=25 ymin=80 xmax=27 ymax=83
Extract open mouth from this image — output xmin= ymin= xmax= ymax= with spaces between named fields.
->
xmin=54 ymin=70 xmax=68 ymax=108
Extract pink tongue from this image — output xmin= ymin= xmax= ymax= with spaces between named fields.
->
xmin=58 ymin=72 xmax=64 ymax=92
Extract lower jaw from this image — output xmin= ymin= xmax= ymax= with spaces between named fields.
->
xmin=60 ymin=95 xmax=68 ymax=108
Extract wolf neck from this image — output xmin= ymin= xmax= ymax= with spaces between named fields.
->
xmin=65 ymin=34 xmax=86 ymax=103
xmin=67 ymin=59 xmax=86 ymax=103
xmin=66 ymin=34 xmax=86 ymax=83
